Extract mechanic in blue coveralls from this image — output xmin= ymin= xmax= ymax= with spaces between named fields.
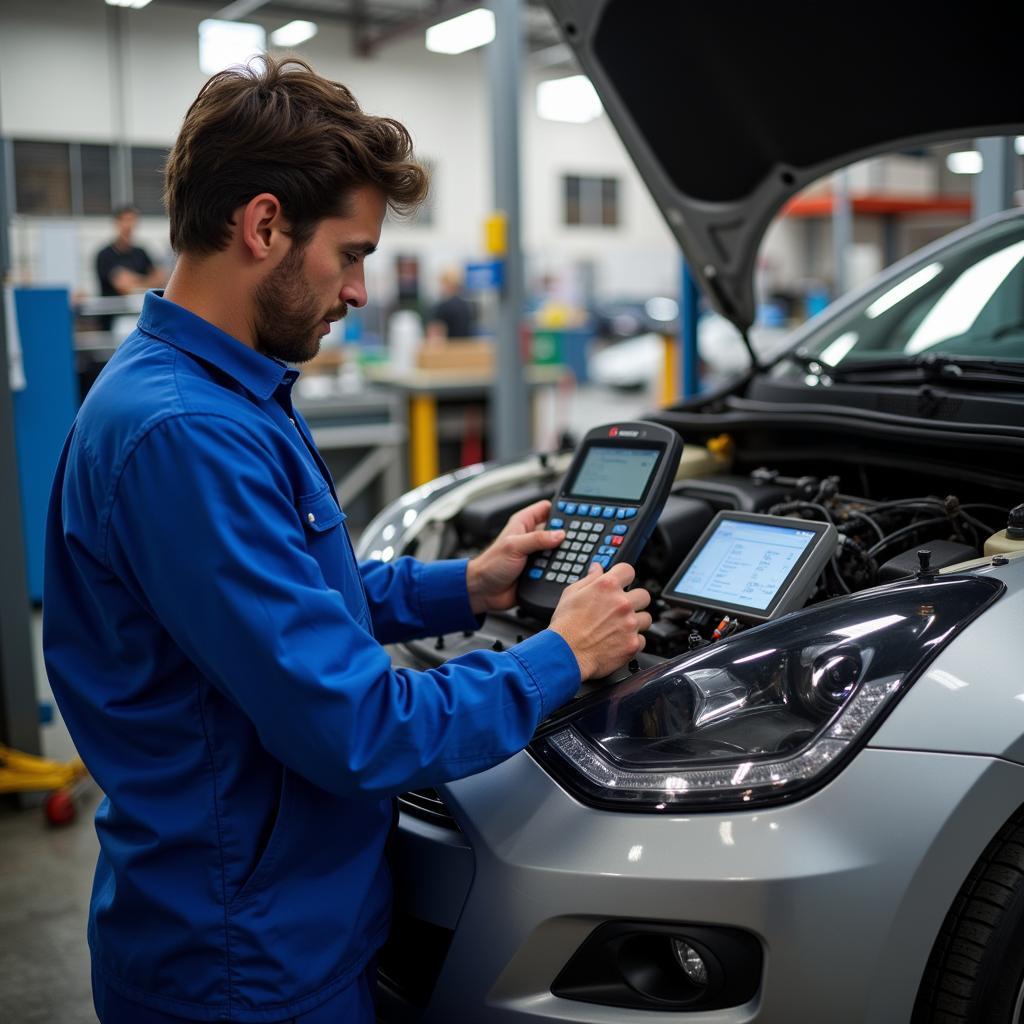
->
xmin=43 ymin=56 xmax=651 ymax=1024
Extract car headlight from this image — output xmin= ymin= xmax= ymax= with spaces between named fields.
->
xmin=532 ymin=575 xmax=1002 ymax=811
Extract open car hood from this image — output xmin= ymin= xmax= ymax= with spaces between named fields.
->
xmin=546 ymin=0 xmax=1024 ymax=331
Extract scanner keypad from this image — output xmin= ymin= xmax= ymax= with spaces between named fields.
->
xmin=527 ymin=502 xmax=637 ymax=579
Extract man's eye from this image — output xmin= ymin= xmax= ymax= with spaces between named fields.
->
xmin=343 ymin=252 xmax=360 ymax=267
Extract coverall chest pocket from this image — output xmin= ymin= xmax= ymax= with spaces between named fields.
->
xmin=296 ymin=488 xmax=372 ymax=632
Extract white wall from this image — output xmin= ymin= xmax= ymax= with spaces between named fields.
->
xmin=0 ymin=0 xmax=678 ymax=309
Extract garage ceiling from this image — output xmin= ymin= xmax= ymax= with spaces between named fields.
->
xmin=161 ymin=0 xmax=569 ymax=60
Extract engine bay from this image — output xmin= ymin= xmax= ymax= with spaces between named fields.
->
xmin=392 ymin=441 xmax=1020 ymax=685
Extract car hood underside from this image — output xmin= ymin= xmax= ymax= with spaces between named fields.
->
xmin=546 ymin=0 xmax=1024 ymax=331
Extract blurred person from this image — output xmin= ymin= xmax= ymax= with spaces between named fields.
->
xmin=44 ymin=56 xmax=650 ymax=1024
xmin=425 ymin=265 xmax=477 ymax=341
xmin=95 ymin=204 xmax=166 ymax=298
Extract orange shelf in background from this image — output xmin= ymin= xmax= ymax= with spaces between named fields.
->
xmin=783 ymin=193 xmax=972 ymax=217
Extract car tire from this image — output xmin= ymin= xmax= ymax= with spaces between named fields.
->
xmin=913 ymin=806 xmax=1024 ymax=1023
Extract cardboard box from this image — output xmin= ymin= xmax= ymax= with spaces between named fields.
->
xmin=416 ymin=339 xmax=494 ymax=372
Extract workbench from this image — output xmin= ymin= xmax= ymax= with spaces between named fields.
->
xmin=364 ymin=364 xmax=568 ymax=486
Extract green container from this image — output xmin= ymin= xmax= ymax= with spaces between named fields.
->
xmin=531 ymin=329 xmax=563 ymax=366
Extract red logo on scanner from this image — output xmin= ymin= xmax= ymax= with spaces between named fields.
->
xmin=609 ymin=427 xmax=619 ymax=437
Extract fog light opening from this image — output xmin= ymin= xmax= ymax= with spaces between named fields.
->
xmin=671 ymin=938 xmax=709 ymax=987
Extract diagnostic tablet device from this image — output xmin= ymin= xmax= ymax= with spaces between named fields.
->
xmin=516 ymin=421 xmax=683 ymax=618
xmin=663 ymin=511 xmax=838 ymax=623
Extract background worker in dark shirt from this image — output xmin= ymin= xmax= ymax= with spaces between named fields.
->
xmin=426 ymin=266 xmax=477 ymax=340
xmin=95 ymin=205 xmax=167 ymax=299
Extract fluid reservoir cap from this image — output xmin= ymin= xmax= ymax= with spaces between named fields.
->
xmin=1007 ymin=503 xmax=1024 ymax=540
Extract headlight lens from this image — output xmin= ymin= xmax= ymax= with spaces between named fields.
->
xmin=533 ymin=575 xmax=1002 ymax=811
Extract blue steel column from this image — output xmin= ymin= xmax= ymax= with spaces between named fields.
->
xmin=973 ymin=137 xmax=1016 ymax=221
xmin=680 ymin=259 xmax=700 ymax=399
xmin=487 ymin=0 xmax=529 ymax=459
xmin=832 ymin=167 xmax=853 ymax=297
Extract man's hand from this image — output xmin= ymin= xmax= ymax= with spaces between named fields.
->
xmin=549 ymin=562 xmax=651 ymax=680
xmin=466 ymin=500 xmax=564 ymax=614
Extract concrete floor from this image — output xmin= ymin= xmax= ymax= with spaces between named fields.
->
xmin=1 ymin=382 xmax=654 ymax=1023
xmin=0 ymin=787 xmax=101 ymax=1023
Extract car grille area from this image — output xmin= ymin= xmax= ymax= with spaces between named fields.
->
xmin=397 ymin=787 xmax=462 ymax=832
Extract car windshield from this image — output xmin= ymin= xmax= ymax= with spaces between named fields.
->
xmin=788 ymin=215 xmax=1024 ymax=369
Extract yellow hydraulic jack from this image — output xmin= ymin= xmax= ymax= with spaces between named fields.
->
xmin=0 ymin=745 xmax=89 ymax=825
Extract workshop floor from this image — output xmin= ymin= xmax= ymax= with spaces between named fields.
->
xmin=0 ymin=382 xmax=655 ymax=1023
xmin=0 ymin=784 xmax=100 ymax=1024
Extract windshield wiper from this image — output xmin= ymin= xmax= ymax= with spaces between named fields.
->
xmin=791 ymin=352 xmax=1024 ymax=386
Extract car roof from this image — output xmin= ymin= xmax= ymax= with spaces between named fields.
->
xmin=546 ymin=0 xmax=1024 ymax=331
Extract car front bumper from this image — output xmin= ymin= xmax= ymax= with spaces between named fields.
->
xmin=379 ymin=744 xmax=1024 ymax=1023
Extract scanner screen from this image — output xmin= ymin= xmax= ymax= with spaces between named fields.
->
xmin=672 ymin=519 xmax=817 ymax=611
xmin=568 ymin=445 xmax=660 ymax=502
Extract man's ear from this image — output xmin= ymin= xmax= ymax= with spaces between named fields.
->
xmin=239 ymin=193 xmax=288 ymax=263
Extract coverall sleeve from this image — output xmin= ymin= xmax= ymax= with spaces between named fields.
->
xmin=357 ymin=556 xmax=482 ymax=645
xmin=102 ymin=413 xmax=581 ymax=799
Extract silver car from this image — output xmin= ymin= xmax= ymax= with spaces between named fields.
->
xmin=362 ymin=5 xmax=1024 ymax=1021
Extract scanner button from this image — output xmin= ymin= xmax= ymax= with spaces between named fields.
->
xmin=602 ymin=506 xmax=616 ymax=518
xmin=549 ymin=517 xmax=564 ymax=529
xmin=556 ymin=573 xmax=567 ymax=583
xmin=569 ymin=520 xmax=581 ymax=530
xmin=598 ymin=545 xmax=614 ymax=556
xmin=545 ymin=572 xmax=558 ymax=581
xmin=528 ymin=568 xmax=543 ymax=579
xmin=616 ymin=508 xmax=628 ymax=519
xmin=567 ymin=574 xmax=581 ymax=583
xmin=610 ymin=536 xmax=623 ymax=547
xmin=581 ymin=521 xmax=594 ymax=531
xmin=624 ymin=508 xmax=637 ymax=519
xmin=565 ymin=531 xmax=578 ymax=541
xmin=551 ymin=561 xmax=564 ymax=572
xmin=564 ymin=503 xmax=577 ymax=515
xmin=576 ymin=504 xmax=590 ymax=515
xmin=589 ymin=532 xmax=602 ymax=544
xmin=612 ymin=524 xmax=628 ymax=535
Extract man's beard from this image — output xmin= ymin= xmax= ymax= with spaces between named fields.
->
xmin=252 ymin=244 xmax=342 ymax=364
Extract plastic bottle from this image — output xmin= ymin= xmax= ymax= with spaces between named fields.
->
xmin=984 ymin=503 xmax=1024 ymax=556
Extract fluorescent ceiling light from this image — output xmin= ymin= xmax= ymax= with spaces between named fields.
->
xmin=904 ymin=239 xmax=1024 ymax=354
xmin=536 ymin=75 xmax=603 ymax=124
xmin=865 ymin=262 xmax=942 ymax=319
xmin=1016 ymin=136 xmax=1024 ymax=156
xmin=106 ymin=0 xmax=153 ymax=7
xmin=425 ymin=9 xmax=495 ymax=54
xmin=199 ymin=19 xmax=266 ymax=76
xmin=818 ymin=331 xmax=859 ymax=367
xmin=270 ymin=20 xmax=318 ymax=47
xmin=946 ymin=150 xmax=983 ymax=175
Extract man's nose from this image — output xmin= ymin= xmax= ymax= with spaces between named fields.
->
xmin=340 ymin=269 xmax=367 ymax=309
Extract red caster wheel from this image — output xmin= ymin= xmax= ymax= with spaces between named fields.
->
xmin=45 ymin=789 xmax=76 ymax=826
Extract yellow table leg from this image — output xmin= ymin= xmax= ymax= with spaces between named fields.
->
xmin=409 ymin=393 xmax=439 ymax=487
xmin=660 ymin=332 xmax=679 ymax=407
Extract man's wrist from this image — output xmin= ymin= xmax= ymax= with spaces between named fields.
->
xmin=466 ymin=557 xmax=489 ymax=615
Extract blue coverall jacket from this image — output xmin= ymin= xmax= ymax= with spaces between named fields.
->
xmin=43 ymin=292 xmax=580 ymax=1022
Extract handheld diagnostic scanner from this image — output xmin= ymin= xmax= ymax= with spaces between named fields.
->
xmin=516 ymin=421 xmax=683 ymax=619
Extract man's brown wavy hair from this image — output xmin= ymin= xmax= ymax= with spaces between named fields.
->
xmin=164 ymin=55 xmax=428 ymax=255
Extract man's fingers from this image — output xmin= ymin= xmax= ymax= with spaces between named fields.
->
xmin=636 ymin=611 xmax=653 ymax=633
xmin=628 ymin=586 xmax=651 ymax=611
xmin=604 ymin=561 xmax=636 ymax=588
xmin=509 ymin=528 xmax=564 ymax=555
xmin=512 ymin=499 xmax=551 ymax=531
